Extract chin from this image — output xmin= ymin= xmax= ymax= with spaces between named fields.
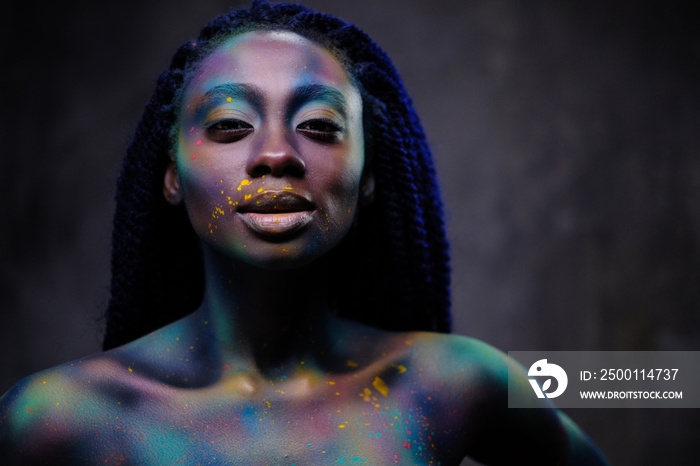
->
xmin=199 ymin=218 xmax=351 ymax=272
xmin=213 ymin=238 xmax=335 ymax=271
xmin=242 ymin=253 xmax=320 ymax=271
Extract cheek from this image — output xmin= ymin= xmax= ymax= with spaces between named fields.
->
xmin=180 ymin=170 xmax=226 ymax=238
xmin=318 ymin=158 xmax=364 ymax=231
xmin=175 ymin=133 xmax=249 ymax=227
xmin=176 ymin=160 xmax=247 ymax=243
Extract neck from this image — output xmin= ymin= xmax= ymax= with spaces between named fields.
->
xmin=197 ymin=243 xmax=338 ymax=373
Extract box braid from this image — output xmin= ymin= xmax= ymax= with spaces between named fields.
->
xmin=104 ymin=0 xmax=451 ymax=350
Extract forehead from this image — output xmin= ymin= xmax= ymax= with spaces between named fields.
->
xmin=184 ymin=30 xmax=356 ymax=98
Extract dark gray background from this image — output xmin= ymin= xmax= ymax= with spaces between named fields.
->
xmin=2 ymin=0 xmax=698 ymax=464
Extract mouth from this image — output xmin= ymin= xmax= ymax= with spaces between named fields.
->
xmin=238 ymin=191 xmax=315 ymax=214
xmin=237 ymin=191 xmax=315 ymax=237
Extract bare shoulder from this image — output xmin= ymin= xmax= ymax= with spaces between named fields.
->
xmin=377 ymin=330 xmax=609 ymax=465
xmin=0 ymin=317 xmax=195 ymax=465
xmin=406 ymin=332 xmax=506 ymax=370
xmin=383 ymin=330 xmax=511 ymax=391
xmin=0 ymin=351 xmax=127 ymax=464
xmin=386 ymin=332 xmax=515 ymax=426
xmin=334 ymin=319 xmax=511 ymax=396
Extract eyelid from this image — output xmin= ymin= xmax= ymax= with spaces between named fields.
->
xmin=293 ymin=104 xmax=344 ymax=124
xmin=296 ymin=117 xmax=344 ymax=131
xmin=201 ymin=108 xmax=252 ymax=127
xmin=296 ymin=118 xmax=345 ymax=144
xmin=204 ymin=116 xmax=254 ymax=144
xmin=203 ymin=118 xmax=253 ymax=129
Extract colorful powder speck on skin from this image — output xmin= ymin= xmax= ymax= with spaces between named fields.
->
xmin=237 ymin=179 xmax=251 ymax=191
xmin=372 ymin=376 xmax=389 ymax=397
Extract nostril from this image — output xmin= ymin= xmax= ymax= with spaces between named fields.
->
xmin=284 ymin=165 xmax=305 ymax=178
xmin=249 ymin=165 xmax=272 ymax=177
xmin=247 ymin=152 xmax=306 ymax=178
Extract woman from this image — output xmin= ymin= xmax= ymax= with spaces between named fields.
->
xmin=0 ymin=2 xmax=607 ymax=464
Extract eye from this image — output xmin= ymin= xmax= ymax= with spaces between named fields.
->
xmin=297 ymin=118 xmax=344 ymax=143
xmin=205 ymin=119 xmax=254 ymax=143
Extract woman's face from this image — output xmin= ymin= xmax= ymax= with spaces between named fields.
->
xmin=168 ymin=31 xmax=366 ymax=269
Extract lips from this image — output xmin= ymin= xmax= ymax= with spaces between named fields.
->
xmin=237 ymin=191 xmax=315 ymax=237
xmin=237 ymin=191 xmax=315 ymax=214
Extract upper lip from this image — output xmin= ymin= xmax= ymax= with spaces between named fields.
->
xmin=237 ymin=191 xmax=315 ymax=213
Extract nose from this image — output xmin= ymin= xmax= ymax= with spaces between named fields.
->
xmin=246 ymin=125 xmax=305 ymax=178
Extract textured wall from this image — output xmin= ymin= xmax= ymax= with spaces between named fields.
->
xmin=1 ymin=1 xmax=698 ymax=464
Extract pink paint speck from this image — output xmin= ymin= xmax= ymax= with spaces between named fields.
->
xmin=191 ymin=154 xmax=196 ymax=160
xmin=196 ymin=139 xmax=202 ymax=146
xmin=402 ymin=441 xmax=411 ymax=449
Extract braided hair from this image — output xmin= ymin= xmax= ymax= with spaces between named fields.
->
xmin=104 ymin=0 xmax=451 ymax=350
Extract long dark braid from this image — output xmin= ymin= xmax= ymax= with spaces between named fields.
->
xmin=104 ymin=0 xmax=451 ymax=350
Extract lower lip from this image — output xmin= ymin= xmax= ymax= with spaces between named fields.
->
xmin=238 ymin=211 xmax=314 ymax=237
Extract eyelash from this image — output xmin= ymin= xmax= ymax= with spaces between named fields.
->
xmin=203 ymin=118 xmax=344 ymax=144
xmin=296 ymin=118 xmax=344 ymax=144
xmin=205 ymin=119 xmax=254 ymax=143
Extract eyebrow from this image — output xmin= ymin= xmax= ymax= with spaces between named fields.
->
xmin=193 ymin=83 xmax=264 ymax=115
xmin=192 ymin=82 xmax=349 ymax=119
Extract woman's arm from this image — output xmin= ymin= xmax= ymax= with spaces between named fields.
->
xmin=432 ymin=335 xmax=609 ymax=465
xmin=559 ymin=410 xmax=609 ymax=465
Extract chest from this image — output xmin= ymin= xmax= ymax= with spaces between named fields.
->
xmin=87 ymin=389 xmax=462 ymax=465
